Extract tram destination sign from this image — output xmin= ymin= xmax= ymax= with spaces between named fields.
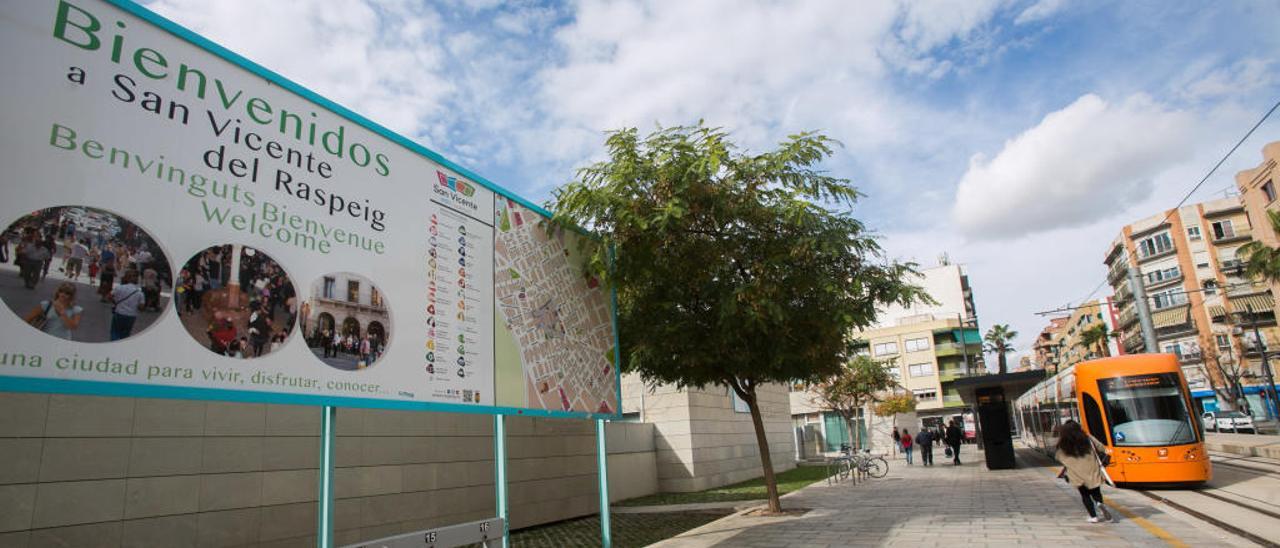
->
xmin=0 ymin=0 xmax=620 ymax=419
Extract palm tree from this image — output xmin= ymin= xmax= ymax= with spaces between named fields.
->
xmin=984 ymin=324 xmax=1018 ymax=374
xmin=1077 ymin=322 xmax=1111 ymax=359
xmin=1238 ymin=209 xmax=1280 ymax=283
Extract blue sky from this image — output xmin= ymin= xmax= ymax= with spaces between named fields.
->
xmin=149 ymin=0 xmax=1280 ymax=363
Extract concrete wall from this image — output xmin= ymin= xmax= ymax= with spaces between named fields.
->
xmin=639 ymin=379 xmax=795 ymax=493
xmin=0 ymin=393 xmax=656 ymax=548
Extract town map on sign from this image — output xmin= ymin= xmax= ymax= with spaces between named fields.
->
xmin=494 ymin=199 xmax=617 ymax=414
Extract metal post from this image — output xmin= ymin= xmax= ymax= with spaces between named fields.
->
xmin=493 ymin=415 xmax=509 ymax=548
xmin=1127 ymin=267 xmax=1159 ymax=352
xmin=595 ymin=418 xmax=612 ymax=548
xmin=958 ymin=313 xmax=970 ymax=376
xmin=318 ymin=406 xmax=337 ymax=548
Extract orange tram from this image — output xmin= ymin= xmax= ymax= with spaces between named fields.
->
xmin=1015 ymin=354 xmax=1211 ymax=487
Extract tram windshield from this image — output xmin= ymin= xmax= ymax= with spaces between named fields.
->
xmin=1098 ymin=373 xmax=1197 ymax=447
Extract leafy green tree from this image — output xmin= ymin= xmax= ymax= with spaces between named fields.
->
xmin=984 ymin=324 xmax=1018 ymax=374
xmin=873 ymin=392 xmax=918 ymax=438
xmin=1077 ymin=322 xmax=1111 ymax=359
xmin=812 ymin=355 xmax=899 ymax=452
xmin=1238 ymin=209 xmax=1280 ymax=284
xmin=551 ymin=124 xmax=928 ymax=513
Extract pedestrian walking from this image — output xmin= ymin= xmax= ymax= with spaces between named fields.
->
xmin=945 ymin=419 xmax=963 ymax=465
xmin=97 ymin=245 xmax=117 ymax=300
xmin=902 ymin=429 xmax=914 ymax=465
xmin=16 ymin=230 xmax=49 ymax=289
xmin=24 ymin=282 xmax=83 ymax=340
xmin=892 ymin=428 xmax=902 ymax=455
xmin=109 ymin=271 xmax=144 ymax=341
xmin=1055 ymin=420 xmax=1114 ymax=523
xmin=917 ymin=428 xmax=934 ymax=466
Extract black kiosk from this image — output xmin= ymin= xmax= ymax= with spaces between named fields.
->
xmin=952 ymin=370 xmax=1046 ymax=470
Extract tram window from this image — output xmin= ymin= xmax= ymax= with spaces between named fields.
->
xmin=1082 ymin=393 xmax=1107 ymax=443
xmin=1098 ymin=373 xmax=1197 ymax=446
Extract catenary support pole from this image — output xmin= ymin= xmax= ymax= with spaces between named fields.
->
xmin=318 ymin=406 xmax=337 ymax=548
xmin=1127 ymin=266 xmax=1158 ymax=352
xmin=596 ymin=418 xmax=612 ymax=548
xmin=494 ymin=415 xmax=510 ymax=548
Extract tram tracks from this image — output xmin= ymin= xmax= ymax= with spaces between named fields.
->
xmin=1136 ymin=489 xmax=1280 ymax=548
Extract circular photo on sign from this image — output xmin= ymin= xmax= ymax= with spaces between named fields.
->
xmin=174 ymin=244 xmax=297 ymax=358
xmin=0 ymin=206 xmax=172 ymax=342
xmin=300 ymin=272 xmax=390 ymax=371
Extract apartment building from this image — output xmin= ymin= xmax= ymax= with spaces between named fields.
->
xmin=790 ymin=263 xmax=982 ymax=455
xmin=1237 ymin=141 xmax=1280 ymax=318
xmin=1035 ymin=298 xmax=1122 ymax=374
xmin=1103 ymin=196 xmax=1280 ymax=412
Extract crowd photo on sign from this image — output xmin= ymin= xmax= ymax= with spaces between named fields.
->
xmin=0 ymin=206 xmax=171 ymax=342
xmin=175 ymin=244 xmax=297 ymax=359
xmin=299 ymin=272 xmax=391 ymax=371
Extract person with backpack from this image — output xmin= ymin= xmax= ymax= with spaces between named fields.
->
xmin=901 ymin=428 xmax=914 ymax=465
xmin=945 ymin=419 xmax=963 ymax=465
xmin=1056 ymin=420 xmax=1114 ymax=523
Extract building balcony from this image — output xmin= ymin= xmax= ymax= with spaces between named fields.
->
xmin=1178 ymin=351 xmax=1204 ymax=364
xmin=1107 ymin=258 xmax=1129 ymax=284
xmin=1226 ymin=281 xmax=1271 ymax=298
xmin=942 ymin=394 xmax=965 ymax=408
xmin=311 ymin=294 xmax=387 ymax=314
xmin=1123 ymin=331 xmax=1146 ymax=353
xmin=1137 ymin=246 xmax=1177 ymax=264
xmin=1118 ymin=307 xmax=1138 ymax=328
xmin=934 ymin=341 xmax=982 ymax=358
xmin=1144 ymin=273 xmax=1184 ymax=291
xmin=938 ymin=368 xmax=967 ymax=383
xmin=1212 ymin=228 xmax=1252 ymax=244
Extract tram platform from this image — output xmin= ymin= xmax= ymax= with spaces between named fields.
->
xmin=1206 ymin=431 xmax=1280 ymax=459
xmin=652 ymin=448 xmax=1254 ymax=547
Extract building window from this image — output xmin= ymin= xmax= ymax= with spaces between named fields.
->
xmin=912 ymin=389 xmax=937 ymax=401
xmin=904 ymin=337 xmax=930 ymax=352
xmin=347 ymin=280 xmax=360 ymax=303
xmin=1137 ymin=232 xmax=1173 ymax=258
xmin=1202 ymin=280 xmax=1218 ymax=295
xmin=1216 ymin=334 xmax=1231 ymax=350
xmin=1149 ymin=288 xmax=1188 ymax=310
xmin=873 ymin=342 xmax=898 ymax=356
xmin=1145 ymin=266 xmax=1180 ymax=285
xmin=1264 ymin=180 xmax=1276 ymax=203
xmin=1187 ymin=226 xmax=1201 ymax=240
xmin=908 ymin=362 xmax=934 ymax=377
xmin=1161 ymin=343 xmax=1182 ymax=357
xmin=322 ymin=277 xmax=335 ymax=299
xmin=1211 ymin=220 xmax=1235 ymax=240
xmin=370 ymin=287 xmax=384 ymax=309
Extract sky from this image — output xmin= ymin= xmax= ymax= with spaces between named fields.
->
xmin=145 ymin=0 xmax=1280 ymax=366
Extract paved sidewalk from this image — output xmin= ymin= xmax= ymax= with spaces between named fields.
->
xmin=651 ymin=449 xmax=1253 ymax=547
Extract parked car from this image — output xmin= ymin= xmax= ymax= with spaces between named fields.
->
xmin=1201 ymin=410 xmax=1256 ymax=433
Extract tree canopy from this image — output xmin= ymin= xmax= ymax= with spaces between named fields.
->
xmin=550 ymin=124 xmax=928 ymax=512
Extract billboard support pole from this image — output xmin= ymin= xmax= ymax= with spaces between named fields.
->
xmin=494 ymin=415 xmax=510 ymax=548
xmin=596 ymin=418 xmax=612 ymax=548
xmin=318 ymin=406 xmax=337 ymax=548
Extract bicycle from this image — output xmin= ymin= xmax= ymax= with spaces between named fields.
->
xmin=851 ymin=449 xmax=889 ymax=478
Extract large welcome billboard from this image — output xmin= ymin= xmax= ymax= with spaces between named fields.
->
xmin=0 ymin=0 xmax=620 ymax=419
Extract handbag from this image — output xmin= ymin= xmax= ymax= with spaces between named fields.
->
xmin=1095 ymin=452 xmax=1115 ymax=487
xmin=944 ymin=446 xmax=953 ymax=458
xmin=28 ymin=302 xmax=52 ymax=331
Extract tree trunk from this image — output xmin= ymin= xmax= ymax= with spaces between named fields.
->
xmin=742 ymin=389 xmax=782 ymax=513
xmin=998 ymin=351 xmax=1007 ymax=375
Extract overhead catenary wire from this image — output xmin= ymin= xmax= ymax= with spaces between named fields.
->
xmin=1037 ymin=98 xmax=1280 ymax=317
xmin=1034 ymin=280 xmax=1267 ymax=316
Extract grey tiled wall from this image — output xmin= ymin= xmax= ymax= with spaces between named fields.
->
xmin=0 ymin=394 xmax=657 ymax=548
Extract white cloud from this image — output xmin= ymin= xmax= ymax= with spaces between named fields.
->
xmin=952 ymin=94 xmax=1195 ymax=239
xmin=534 ymin=0 xmax=1018 ymax=165
xmin=1014 ymin=0 xmax=1068 ymax=25
xmin=1178 ymin=58 xmax=1276 ymax=101
xmin=148 ymin=0 xmax=452 ymax=138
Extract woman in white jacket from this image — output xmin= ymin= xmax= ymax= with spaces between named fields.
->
xmin=1056 ymin=420 xmax=1114 ymax=523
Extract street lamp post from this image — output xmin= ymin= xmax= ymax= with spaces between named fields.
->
xmin=1245 ymin=305 xmax=1280 ymax=422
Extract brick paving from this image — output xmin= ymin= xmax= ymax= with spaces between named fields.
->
xmin=651 ymin=448 xmax=1252 ymax=547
